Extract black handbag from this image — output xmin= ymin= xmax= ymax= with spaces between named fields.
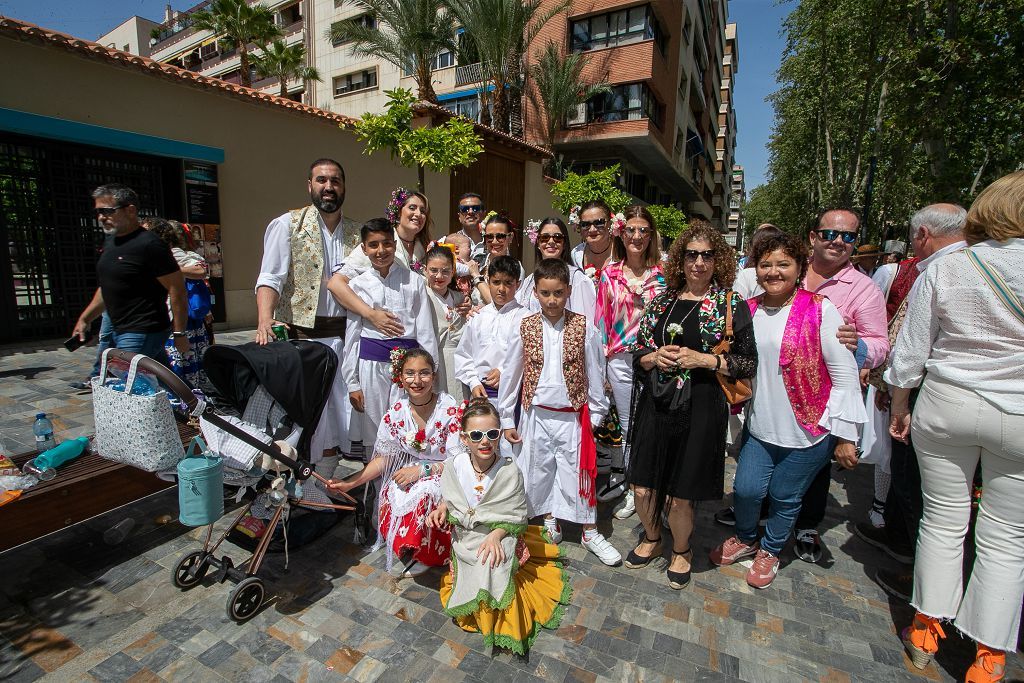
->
xmin=648 ymin=368 xmax=691 ymax=413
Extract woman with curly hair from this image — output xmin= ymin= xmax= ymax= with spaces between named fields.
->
xmin=624 ymin=219 xmax=758 ymax=589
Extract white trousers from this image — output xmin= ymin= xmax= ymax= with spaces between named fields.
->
xmin=310 ymin=337 xmax=350 ymax=463
xmin=911 ymin=376 xmax=1024 ymax=651
xmin=353 ymin=358 xmax=399 ymax=461
xmin=606 ymin=352 xmax=633 ymax=469
xmin=514 ymin=406 xmax=595 ymax=524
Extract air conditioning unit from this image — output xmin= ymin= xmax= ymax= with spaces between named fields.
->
xmin=566 ymin=103 xmax=586 ymax=126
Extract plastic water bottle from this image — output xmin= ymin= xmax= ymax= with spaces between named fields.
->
xmin=129 ymin=373 xmax=158 ymax=396
xmin=33 ymin=413 xmax=56 ymax=453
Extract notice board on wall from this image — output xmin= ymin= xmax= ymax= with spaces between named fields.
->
xmin=184 ymin=161 xmax=225 ymax=322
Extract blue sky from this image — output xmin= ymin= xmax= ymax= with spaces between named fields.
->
xmin=0 ymin=0 xmax=788 ymax=191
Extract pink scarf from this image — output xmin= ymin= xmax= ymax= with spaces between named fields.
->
xmin=749 ymin=289 xmax=831 ymax=436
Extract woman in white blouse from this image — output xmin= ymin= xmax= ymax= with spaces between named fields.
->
xmin=710 ymin=232 xmax=865 ymax=589
xmin=886 ymin=172 xmax=1024 ymax=681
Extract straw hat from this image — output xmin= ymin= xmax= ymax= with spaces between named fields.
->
xmin=853 ymin=244 xmax=880 ymax=260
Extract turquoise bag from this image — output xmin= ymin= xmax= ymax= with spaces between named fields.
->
xmin=177 ymin=436 xmax=224 ymax=527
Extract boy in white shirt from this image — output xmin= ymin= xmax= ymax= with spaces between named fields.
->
xmin=341 ymin=219 xmax=439 ymax=455
xmin=498 ymin=258 xmax=620 ymax=566
xmin=453 ymin=255 xmax=526 ymax=403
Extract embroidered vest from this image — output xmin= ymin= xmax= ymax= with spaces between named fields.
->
xmin=749 ymin=289 xmax=831 ymax=437
xmin=519 ymin=311 xmax=588 ymax=411
xmin=275 ymin=206 xmax=360 ymax=328
xmin=885 ymin=257 xmax=920 ymax=321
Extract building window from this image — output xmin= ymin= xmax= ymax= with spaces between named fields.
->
xmin=404 ymin=47 xmax=456 ymax=76
xmin=441 ymin=93 xmax=480 ymax=122
xmin=575 ymin=83 xmax=663 ymax=128
xmin=333 ymin=68 xmax=378 ymax=96
xmin=570 ymin=5 xmax=665 ymax=55
xmin=331 ymin=13 xmax=376 ymax=46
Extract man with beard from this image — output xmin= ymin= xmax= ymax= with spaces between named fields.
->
xmin=254 ymin=158 xmax=362 ymax=472
xmin=71 ymin=183 xmax=188 ymax=367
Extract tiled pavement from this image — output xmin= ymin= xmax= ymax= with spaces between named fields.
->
xmin=1 ymin=333 xmax=1022 ymax=682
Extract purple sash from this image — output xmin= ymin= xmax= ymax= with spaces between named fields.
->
xmin=484 ymin=384 xmax=498 ymax=398
xmin=358 ymin=337 xmax=419 ymax=362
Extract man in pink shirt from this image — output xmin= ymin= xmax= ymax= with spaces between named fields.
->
xmin=793 ymin=208 xmax=889 ymax=563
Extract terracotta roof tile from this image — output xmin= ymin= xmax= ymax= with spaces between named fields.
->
xmin=0 ymin=14 xmax=550 ymax=159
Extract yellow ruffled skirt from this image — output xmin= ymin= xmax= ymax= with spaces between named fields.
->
xmin=439 ymin=525 xmax=571 ymax=655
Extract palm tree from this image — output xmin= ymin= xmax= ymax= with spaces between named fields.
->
xmin=447 ymin=0 xmax=570 ymax=135
xmin=328 ymin=0 xmax=457 ymax=103
xmin=529 ymin=41 xmax=610 ymax=158
xmin=253 ymin=40 xmax=322 ymax=98
xmin=190 ymin=0 xmax=281 ymax=88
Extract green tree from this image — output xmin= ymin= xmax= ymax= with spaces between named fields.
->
xmin=190 ymin=0 xmax=281 ymax=88
xmin=252 ymin=40 xmax=321 ymax=98
xmin=329 ymin=0 xmax=457 ymax=103
xmin=527 ymin=40 xmax=609 ymax=170
xmin=353 ymin=88 xmax=483 ymax=192
xmin=550 ymin=164 xmax=630 ymax=215
xmin=760 ymin=0 xmax=1024 ymax=243
xmin=645 ymin=204 xmax=688 ymax=241
xmin=447 ymin=0 xmax=570 ymax=135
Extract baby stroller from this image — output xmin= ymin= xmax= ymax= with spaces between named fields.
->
xmin=110 ymin=342 xmax=358 ymax=622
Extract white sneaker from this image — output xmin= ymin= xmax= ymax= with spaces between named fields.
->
xmin=583 ymin=530 xmax=622 ymax=566
xmin=613 ymin=490 xmax=636 ymax=519
xmin=543 ymin=519 xmax=562 ymax=544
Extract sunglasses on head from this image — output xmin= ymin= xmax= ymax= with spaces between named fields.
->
xmin=578 ymin=218 xmax=606 ymax=230
xmin=684 ymin=249 xmax=716 ymax=261
xmin=537 ymin=233 xmax=565 ymax=244
xmin=815 ymin=229 xmax=858 ymax=244
xmin=484 ymin=232 xmax=510 ymax=241
xmin=458 ymin=204 xmax=484 ymax=213
xmin=94 ymin=205 xmax=127 ymax=217
xmin=463 ymin=428 xmax=501 ymax=443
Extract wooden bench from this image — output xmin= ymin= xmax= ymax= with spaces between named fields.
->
xmin=0 ymin=421 xmax=197 ymax=553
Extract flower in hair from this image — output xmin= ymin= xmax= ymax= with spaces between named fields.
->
xmin=568 ymin=205 xmax=581 ymax=231
xmin=483 ymin=210 xmax=498 ymax=224
xmin=389 ymin=347 xmax=408 ymax=385
xmin=526 ymin=219 xmax=541 ymax=245
xmin=386 ymin=187 xmax=413 ymax=225
xmin=429 ymin=240 xmax=459 ymax=258
xmin=610 ymin=212 xmax=626 ymax=237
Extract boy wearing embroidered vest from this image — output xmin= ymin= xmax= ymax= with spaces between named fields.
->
xmin=498 ymin=259 xmax=620 ymax=566
xmin=341 ymin=219 xmax=439 ymax=459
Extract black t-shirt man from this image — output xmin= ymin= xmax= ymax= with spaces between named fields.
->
xmin=97 ymin=227 xmax=180 ymax=333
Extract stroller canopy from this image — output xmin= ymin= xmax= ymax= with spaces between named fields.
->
xmin=201 ymin=341 xmax=337 ymax=438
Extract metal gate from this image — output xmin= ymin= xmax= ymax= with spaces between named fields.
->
xmin=0 ymin=133 xmax=177 ymax=343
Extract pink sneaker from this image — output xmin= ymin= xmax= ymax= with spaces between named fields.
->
xmin=710 ymin=536 xmax=758 ymax=566
xmin=746 ymin=549 xmax=780 ymax=589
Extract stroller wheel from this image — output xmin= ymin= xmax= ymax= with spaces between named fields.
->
xmin=227 ymin=577 xmax=265 ymax=622
xmin=173 ymin=551 xmax=209 ymax=589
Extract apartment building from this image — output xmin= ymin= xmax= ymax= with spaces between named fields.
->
xmin=145 ymin=1 xmax=309 ymax=100
xmin=726 ymin=164 xmax=744 ymax=248
xmin=522 ymin=0 xmax=736 ymax=227
xmin=108 ymin=0 xmax=739 ymax=228
xmin=96 ymin=16 xmax=160 ymax=57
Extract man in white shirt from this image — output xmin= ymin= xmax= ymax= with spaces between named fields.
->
xmin=254 ymin=158 xmax=361 ymax=471
xmin=453 ymin=256 xmax=527 ymax=402
xmin=455 ymin=192 xmax=487 ymax=264
xmin=863 ymin=203 xmax=966 ymax=602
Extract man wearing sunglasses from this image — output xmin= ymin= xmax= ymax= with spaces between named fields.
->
xmin=71 ymin=184 xmax=188 ymax=368
xmin=455 ymin=192 xmax=487 ymax=264
xmin=791 ymin=207 xmax=889 ymax=564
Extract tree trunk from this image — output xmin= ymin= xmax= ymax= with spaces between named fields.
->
xmin=508 ymin=86 xmax=524 ymax=138
xmin=492 ymin=86 xmax=509 ymax=134
xmin=417 ymin=63 xmax=437 ymax=103
xmin=240 ymin=44 xmax=252 ymax=87
xmin=279 ymin=75 xmax=288 ymax=98
xmin=479 ymin=88 xmax=492 ymax=127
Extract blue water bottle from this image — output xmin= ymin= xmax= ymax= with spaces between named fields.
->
xmin=33 ymin=413 xmax=56 ymax=453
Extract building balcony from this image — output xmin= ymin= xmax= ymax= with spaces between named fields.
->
xmin=455 ymin=62 xmax=483 ymax=87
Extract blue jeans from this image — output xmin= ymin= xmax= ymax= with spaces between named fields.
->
xmin=734 ymin=433 xmax=835 ymax=555
xmin=90 ymin=312 xmax=115 ymax=377
xmin=110 ymin=328 xmax=171 ymax=368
